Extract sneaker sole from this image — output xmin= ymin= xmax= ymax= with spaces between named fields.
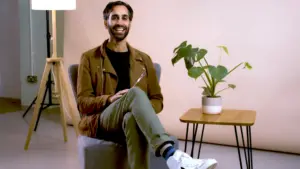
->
xmin=179 ymin=161 xmax=217 ymax=169
xmin=207 ymin=163 xmax=217 ymax=169
xmin=203 ymin=160 xmax=217 ymax=169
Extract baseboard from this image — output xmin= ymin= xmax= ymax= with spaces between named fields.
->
xmin=179 ymin=139 xmax=300 ymax=156
xmin=0 ymin=97 xmax=21 ymax=103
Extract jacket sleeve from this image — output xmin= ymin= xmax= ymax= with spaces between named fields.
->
xmin=144 ymin=55 xmax=164 ymax=114
xmin=76 ymin=54 xmax=111 ymax=115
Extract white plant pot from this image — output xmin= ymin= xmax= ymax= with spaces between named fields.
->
xmin=202 ymin=96 xmax=222 ymax=114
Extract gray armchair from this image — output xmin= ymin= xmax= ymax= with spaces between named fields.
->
xmin=68 ymin=63 xmax=179 ymax=169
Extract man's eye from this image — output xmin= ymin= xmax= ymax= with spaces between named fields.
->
xmin=112 ymin=16 xmax=118 ymax=20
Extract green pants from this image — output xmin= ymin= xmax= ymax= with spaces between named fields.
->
xmin=97 ymin=87 xmax=174 ymax=169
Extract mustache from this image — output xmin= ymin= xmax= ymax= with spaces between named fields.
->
xmin=113 ymin=25 xmax=127 ymax=30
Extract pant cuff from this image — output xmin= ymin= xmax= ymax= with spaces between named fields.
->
xmin=154 ymin=138 xmax=176 ymax=157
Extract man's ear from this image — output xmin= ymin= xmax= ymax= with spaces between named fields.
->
xmin=104 ymin=20 xmax=108 ymax=29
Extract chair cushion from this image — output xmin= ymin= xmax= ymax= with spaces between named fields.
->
xmin=78 ymin=135 xmax=179 ymax=169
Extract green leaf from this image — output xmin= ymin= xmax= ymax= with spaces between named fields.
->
xmin=171 ymin=44 xmax=191 ymax=65
xmin=228 ymin=84 xmax=236 ymax=89
xmin=171 ymin=54 xmax=182 ymax=65
xmin=188 ymin=67 xmax=204 ymax=79
xmin=184 ymin=57 xmax=194 ymax=69
xmin=201 ymin=87 xmax=211 ymax=96
xmin=244 ymin=62 xmax=252 ymax=70
xmin=191 ymin=47 xmax=200 ymax=63
xmin=208 ymin=65 xmax=228 ymax=81
xmin=192 ymin=47 xmax=199 ymax=53
xmin=217 ymin=45 xmax=229 ymax=55
xmin=181 ymin=45 xmax=197 ymax=69
xmin=177 ymin=44 xmax=191 ymax=56
xmin=195 ymin=49 xmax=207 ymax=61
xmin=173 ymin=41 xmax=187 ymax=53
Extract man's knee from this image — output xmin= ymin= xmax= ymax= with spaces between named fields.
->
xmin=122 ymin=113 xmax=137 ymax=130
xmin=127 ymin=87 xmax=146 ymax=98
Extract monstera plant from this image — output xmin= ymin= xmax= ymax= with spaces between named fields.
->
xmin=171 ymin=41 xmax=252 ymax=114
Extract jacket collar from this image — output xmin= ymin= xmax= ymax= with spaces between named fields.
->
xmin=98 ymin=39 xmax=144 ymax=77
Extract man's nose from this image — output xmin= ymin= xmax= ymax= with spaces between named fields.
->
xmin=116 ymin=18 xmax=125 ymax=25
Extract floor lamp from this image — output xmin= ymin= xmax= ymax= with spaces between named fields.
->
xmin=24 ymin=0 xmax=80 ymax=150
xmin=22 ymin=10 xmax=59 ymax=132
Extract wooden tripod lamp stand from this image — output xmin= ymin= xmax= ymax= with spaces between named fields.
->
xmin=24 ymin=0 xmax=80 ymax=150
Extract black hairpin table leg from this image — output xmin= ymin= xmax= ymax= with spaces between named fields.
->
xmin=246 ymin=126 xmax=253 ymax=169
xmin=240 ymin=126 xmax=248 ymax=168
xmin=234 ymin=125 xmax=253 ymax=169
xmin=184 ymin=123 xmax=190 ymax=152
xmin=234 ymin=126 xmax=243 ymax=169
xmin=190 ymin=123 xmax=199 ymax=157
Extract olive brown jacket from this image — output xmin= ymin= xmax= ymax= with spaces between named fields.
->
xmin=77 ymin=39 xmax=163 ymax=138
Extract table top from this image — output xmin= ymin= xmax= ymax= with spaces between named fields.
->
xmin=180 ymin=108 xmax=256 ymax=126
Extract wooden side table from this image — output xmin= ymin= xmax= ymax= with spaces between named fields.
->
xmin=180 ymin=108 xmax=256 ymax=169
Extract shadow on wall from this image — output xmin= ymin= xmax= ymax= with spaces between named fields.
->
xmin=0 ymin=0 xmax=21 ymax=99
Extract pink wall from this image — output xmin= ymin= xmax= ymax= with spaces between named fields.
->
xmin=63 ymin=0 xmax=300 ymax=153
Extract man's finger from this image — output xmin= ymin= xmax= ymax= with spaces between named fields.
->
xmin=121 ymin=89 xmax=129 ymax=93
xmin=117 ymin=94 xmax=123 ymax=98
xmin=114 ymin=95 xmax=123 ymax=101
xmin=118 ymin=89 xmax=129 ymax=95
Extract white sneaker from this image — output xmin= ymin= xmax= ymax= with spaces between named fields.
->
xmin=166 ymin=150 xmax=217 ymax=169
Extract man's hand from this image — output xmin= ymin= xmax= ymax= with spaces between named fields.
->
xmin=108 ymin=89 xmax=129 ymax=103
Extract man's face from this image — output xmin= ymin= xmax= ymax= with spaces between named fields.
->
xmin=105 ymin=5 xmax=131 ymax=42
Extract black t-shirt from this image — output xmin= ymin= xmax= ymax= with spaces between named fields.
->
xmin=106 ymin=47 xmax=130 ymax=93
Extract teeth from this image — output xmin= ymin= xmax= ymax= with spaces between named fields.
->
xmin=115 ymin=27 xmax=124 ymax=31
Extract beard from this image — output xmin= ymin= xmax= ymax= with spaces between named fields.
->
xmin=108 ymin=24 xmax=130 ymax=42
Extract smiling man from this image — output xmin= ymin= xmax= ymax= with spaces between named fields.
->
xmin=76 ymin=1 xmax=217 ymax=169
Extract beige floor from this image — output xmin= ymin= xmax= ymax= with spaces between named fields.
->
xmin=0 ymin=102 xmax=299 ymax=169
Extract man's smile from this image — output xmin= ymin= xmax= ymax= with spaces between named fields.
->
xmin=113 ymin=26 xmax=126 ymax=34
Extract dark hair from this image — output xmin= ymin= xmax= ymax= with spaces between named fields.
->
xmin=103 ymin=1 xmax=134 ymax=21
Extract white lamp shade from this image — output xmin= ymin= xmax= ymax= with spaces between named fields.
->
xmin=31 ymin=0 xmax=76 ymax=10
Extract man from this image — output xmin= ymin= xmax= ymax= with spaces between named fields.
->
xmin=77 ymin=1 xmax=218 ymax=169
